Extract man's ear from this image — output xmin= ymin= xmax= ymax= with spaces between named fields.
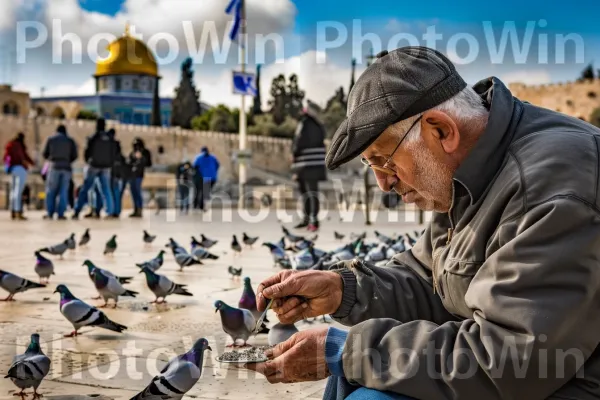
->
xmin=422 ymin=110 xmax=460 ymax=154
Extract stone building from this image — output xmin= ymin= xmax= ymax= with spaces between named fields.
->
xmin=0 ymin=84 xmax=30 ymax=118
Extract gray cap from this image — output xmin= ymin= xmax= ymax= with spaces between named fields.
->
xmin=325 ymin=46 xmax=467 ymax=170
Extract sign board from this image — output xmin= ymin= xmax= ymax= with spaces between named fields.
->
xmin=232 ymin=71 xmax=257 ymax=96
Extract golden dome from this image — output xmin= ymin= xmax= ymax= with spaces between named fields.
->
xmin=95 ymin=25 xmax=158 ymax=78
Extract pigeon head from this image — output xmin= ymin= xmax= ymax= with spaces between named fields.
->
xmin=27 ymin=333 xmax=41 ymax=353
xmin=70 ymin=233 xmax=75 ymax=239
xmin=192 ymin=338 xmax=212 ymax=352
xmin=54 ymin=284 xmax=74 ymax=298
xmin=262 ymin=242 xmax=275 ymax=250
xmin=243 ymin=277 xmax=251 ymax=286
xmin=157 ymin=250 xmax=166 ymax=257
xmin=214 ymin=300 xmax=227 ymax=313
xmin=82 ymin=260 xmax=94 ymax=267
xmin=191 ymin=237 xmax=200 ymax=247
xmin=0 ymin=269 xmax=5 ymax=277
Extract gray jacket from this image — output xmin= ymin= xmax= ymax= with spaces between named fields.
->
xmin=331 ymin=77 xmax=600 ymax=399
xmin=42 ymin=132 xmax=78 ymax=171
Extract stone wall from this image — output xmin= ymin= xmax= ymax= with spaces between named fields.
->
xmin=0 ymin=114 xmax=296 ymax=181
xmin=509 ymin=79 xmax=600 ymax=121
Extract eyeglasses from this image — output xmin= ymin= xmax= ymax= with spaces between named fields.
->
xmin=360 ymin=115 xmax=423 ymax=176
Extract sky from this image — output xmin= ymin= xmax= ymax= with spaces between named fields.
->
xmin=1 ymin=0 xmax=599 ymax=110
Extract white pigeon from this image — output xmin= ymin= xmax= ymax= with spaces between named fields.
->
xmin=140 ymin=267 xmax=193 ymax=304
xmin=0 ymin=270 xmax=46 ymax=301
xmin=4 ymin=333 xmax=51 ymax=399
xmin=131 ymin=338 xmax=211 ymax=400
xmin=54 ymin=284 xmax=127 ymax=337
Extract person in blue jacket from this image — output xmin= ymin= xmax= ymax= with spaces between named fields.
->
xmin=192 ymin=147 xmax=219 ymax=211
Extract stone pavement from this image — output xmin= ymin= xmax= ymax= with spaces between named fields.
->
xmin=0 ymin=208 xmax=426 ymax=399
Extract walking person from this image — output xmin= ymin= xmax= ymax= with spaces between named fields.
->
xmin=127 ymin=137 xmax=152 ymax=218
xmin=176 ymin=160 xmax=195 ymax=214
xmin=72 ymin=118 xmax=116 ymax=219
xmin=3 ymin=132 xmax=34 ymax=220
xmin=108 ymin=128 xmax=126 ymax=218
xmin=291 ymin=101 xmax=327 ymax=232
xmin=192 ymin=146 xmax=220 ymax=211
xmin=42 ymin=124 xmax=78 ymax=220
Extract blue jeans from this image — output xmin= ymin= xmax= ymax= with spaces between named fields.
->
xmin=324 ymin=376 xmax=413 ymax=400
xmin=129 ymin=177 xmax=143 ymax=209
xmin=46 ymin=169 xmax=72 ymax=217
xmin=111 ymin=178 xmax=123 ymax=215
xmin=75 ymin=167 xmax=114 ymax=215
xmin=10 ymin=166 xmax=27 ymax=212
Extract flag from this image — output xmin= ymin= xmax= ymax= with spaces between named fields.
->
xmin=225 ymin=0 xmax=243 ymax=43
xmin=232 ymin=71 xmax=257 ymax=96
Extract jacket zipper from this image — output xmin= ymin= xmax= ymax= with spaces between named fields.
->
xmin=432 ymin=186 xmax=456 ymax=295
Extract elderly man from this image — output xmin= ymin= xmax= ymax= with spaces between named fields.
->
xmin=246 ymin=46 xmax=600 ymax=399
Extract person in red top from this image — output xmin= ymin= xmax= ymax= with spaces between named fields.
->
xmin=3 ymin=132 xmax=34 ymax=220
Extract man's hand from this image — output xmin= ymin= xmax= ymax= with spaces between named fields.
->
xmin=245 ymin=326 xmax=330 ymax=383
xmin=256 ymin=270 xmax=343 ymax=324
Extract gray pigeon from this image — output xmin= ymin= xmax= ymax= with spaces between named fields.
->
xmin=268 ymin=323 xmax=299 ymax=346
xmin=166 ymin=238 xmax=187 ymax=255
xmin=38 ymin=239 xmax=69 ymax=259
xmin=0 ymin=270 xmax=45 ymax=301
xmin=136 ymin=250 xmax=166 ymax=272
xmin=34 ymin=251 xmax=54 ymax=284
xmin=78 ymin=228 xmax=91 ymax=247
xmin=140 ymin=267 xmax=192 ymax=304
xmin=242 ymin=232 xmax=259 ymax=248
xmin=175 ymin=252 xmax=202 ymax=270
xmin=66 ymin=233 xmax=76 ymax=250
xmin=54 ymin=284 xmax=127 ymax=337
xmin=91 ymin=269 xmax=138 ymax=308
xmin=104 ymin=235 xmax=117 ymax=256
xmin=231 ymin=235 xmax=242 ymax=255
xmin=4 ymin=333 xmax=51 ymax=399
xmin=214 ymin=300 xmax=256 ymax=347
xmin=198 ymin=234 xmax=217 ymax=248
xmin=131 ymin=338 xmax=211 ymax=400
xmin=190 ymin=237 xmax=219 ymax=260
xmin=143 ymin=230 xmax=156 ymax=244
xmin=228 ymin=266 xmax=242 ymax=279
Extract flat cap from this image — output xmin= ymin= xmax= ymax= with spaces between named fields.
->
xmin=326 ymin=46 xmax=467 ymax=170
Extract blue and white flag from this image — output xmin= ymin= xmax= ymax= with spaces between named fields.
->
xmin=225 ymin=0 xmax=243 ymax=42
xmin=232 ymin=71 xmax=257 ymax=96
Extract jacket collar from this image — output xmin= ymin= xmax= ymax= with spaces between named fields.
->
xmin=453 ymin=77 xmax=519 ymax=205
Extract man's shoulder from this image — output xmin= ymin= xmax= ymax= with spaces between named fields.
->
xmin=507 ymin=109 xmax=600 ymax=207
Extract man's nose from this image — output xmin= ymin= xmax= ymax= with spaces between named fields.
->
xmin=373 ymin=170 xmax=398 ymax=192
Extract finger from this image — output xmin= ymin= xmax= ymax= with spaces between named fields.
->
xmin=277 ymin=302 xmax=310 ymax=325
xmin=256 ymin=272 xmax=288 ymax=311
xmin=265 ymin=335 xmax=298 ymax=359
xmin=272 ymin=297 xmax=302 ymax=315
xmin=244 ymin=360 xmax=278 ymax=376
xmin=263 ymin=276 xmax=302 ymax=300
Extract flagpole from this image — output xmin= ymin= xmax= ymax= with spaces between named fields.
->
xmin=237 ymin=0 xmax=247 ymax=209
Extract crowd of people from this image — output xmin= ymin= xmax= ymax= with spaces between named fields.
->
xmin=2 ymin=118 xmax=224 ymax=221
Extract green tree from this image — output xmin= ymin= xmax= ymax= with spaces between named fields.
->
xmin=76 ymin=110 xmax=98 ymax=120
xmin=171 ymin=58 xmax=202 ymax=129
xmin=190 ymin=105 xmax=243 ymax=133
xmin=578 ymin=63 xmax=596 ymax=82
xmin=252 ymin=64 xmax=263 ymax=116
xmin=286 ymin=74 xmax=305 ymax=119
xmin=248 ymin=113 xmax=298 ymax=138
xmin=321 ymin=100 xmax=347 ymax=138
xmin=268 ymin=73 xmax=306 ymax=124
xmin=590 ymin=108 xmax=600 ymax=128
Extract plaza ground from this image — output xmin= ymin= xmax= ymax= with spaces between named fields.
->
xmin=0 ymin=208 xmax=426 ymax=399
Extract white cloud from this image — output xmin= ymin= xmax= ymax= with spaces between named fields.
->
xmin=13 ymin=78 xmax=95 ymax=97
xmin=501 ymin=70 xmax=552 ymax=85
xmin=0 ymin=0 xmax=18 ymax=31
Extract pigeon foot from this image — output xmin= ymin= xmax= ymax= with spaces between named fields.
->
xmin=33 ymin=390 xmax=44 ymax=399
xmin=64 ymin=330 xmax=78 ymax=338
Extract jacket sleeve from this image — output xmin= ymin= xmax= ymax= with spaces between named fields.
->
xmin=69 ymin=139 xmax=78 ymax=163
xmin=83 ymin=135 xmax=94 ymax=162
xmin=331 ymin=232 xmax=458 ymax=327
xmin=336 ymin=198 xmax=600 ymax=400
xmin=144 ymin=149 xmax=152 ymax=168
xmin=291 ymin=120 xmax=305 ymax=158
xmin=42 ymin=139 xmax=50 ymax=160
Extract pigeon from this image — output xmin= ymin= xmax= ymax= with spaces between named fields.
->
xmin=365 ymin=243 xmax=389 ymax=263
xmin=166 ymin=238 xmax=187 ymax=255
xmin=198 ymin=234 xmax=217 ymax=249
xmin=104 ymin=235 xmax=117 ymax=255
xmin=190 ymin=237 xmax=219 ymax=260
xmin=282 ymin=226 xmax=304 ymax=242
xmin=34 ymin=251 xmax=54 ymax=284
xmin=66 ymin=233 xmax=76 ymax=250
xmin=350 ymin=232 xmax=367 ymax=241
xmin=175 ymin=252 xmax=202 ymax=271
xmin=131 ymin=338 xmax=211 ymax=400
xmin=231 ymin=235 xmax=242 ymax=255
xmin=406 ymin=232 xmax=418 ymax=246
xmin=268 ymin=323 xmax=299 ymax=346
xmin=242 ymin=232 xmax=259 ymax=248
xmin=91 ymin=269 xmax=138 ymax=308
xmin=136 ymin=250 xmax=166 ymax=272
xmin=54 ymin=284 xmax=127 ymax=337
xmin=334 ymin=231 xmax=345 ymax=241
xmin=4 ymin=333 xmax=51 ymax=399
xmin=391 ymin=239 xmax=406 ymax=253
xmin=0 ymin=270 xmax=45 ymax=301
xmin=262 ymin=242 xmax=289 ymax=267
xmin=143 ymin=230 xmax=157 ymax=244
xmin=238 ymin=277 xmax=269 ymax=323
xmin=329 ymin=244 xmax=355 ymax=262
xmin=214 ymin=300 xmax=256 ymax=347
xmin=140 ymin=267 xmax=193 ymax=304
xmin=78 ymin=228 xmax=91 ymax=247
xmin=374 ymin=230 xmax=394 ymax=245
xmin=83 ymin=260 xmax=133 ymax=285
xmin=227 ymin=266 xmax=242 ymax=279
xmin=287 ymin=238 xmax=314 ymax=253
xmin=38 ymin=239 xmax=69 ymax=259
xmin=291 ymin=246 xmax=321 ymax=270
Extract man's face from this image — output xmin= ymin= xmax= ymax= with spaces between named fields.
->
xmin=362 ymin=112 xmax=461 ymax=213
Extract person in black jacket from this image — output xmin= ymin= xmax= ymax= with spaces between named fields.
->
xmin=108 ymin=128 xmax=126 ymax=217
xmin=127 ymin=137 xmax=152 ymax=218
xmin=176 ymin=160 xmax=196 ymax=214
xmin=42 ymin=124 xmax=78 ymax=219
xmin=291 ymin=101 xmax=327 ymax=232
xmin=72 ymin=118 xmax=116 ymax=219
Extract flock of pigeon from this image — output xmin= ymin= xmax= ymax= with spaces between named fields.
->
xmin=1 ymin=224 xmax=423 ymax=399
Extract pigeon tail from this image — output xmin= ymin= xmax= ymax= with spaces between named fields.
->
xmin=25 ymin=281 xmax=46 ymax=289
xmin=99 ymin=318 xmax=128 ymax=333
xmin=207 ymin=254 xmax=219 ymax=260
xmin=123 ymin=290 xmax=138 ymax=298
xmin=174 ymin=285 xmax=193 ymax=296
xmin=118 ymin=277 xmax=133 ymax=284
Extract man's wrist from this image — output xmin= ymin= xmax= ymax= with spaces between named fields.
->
xmin=325 ymin=327 xmax=348 ymax=377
